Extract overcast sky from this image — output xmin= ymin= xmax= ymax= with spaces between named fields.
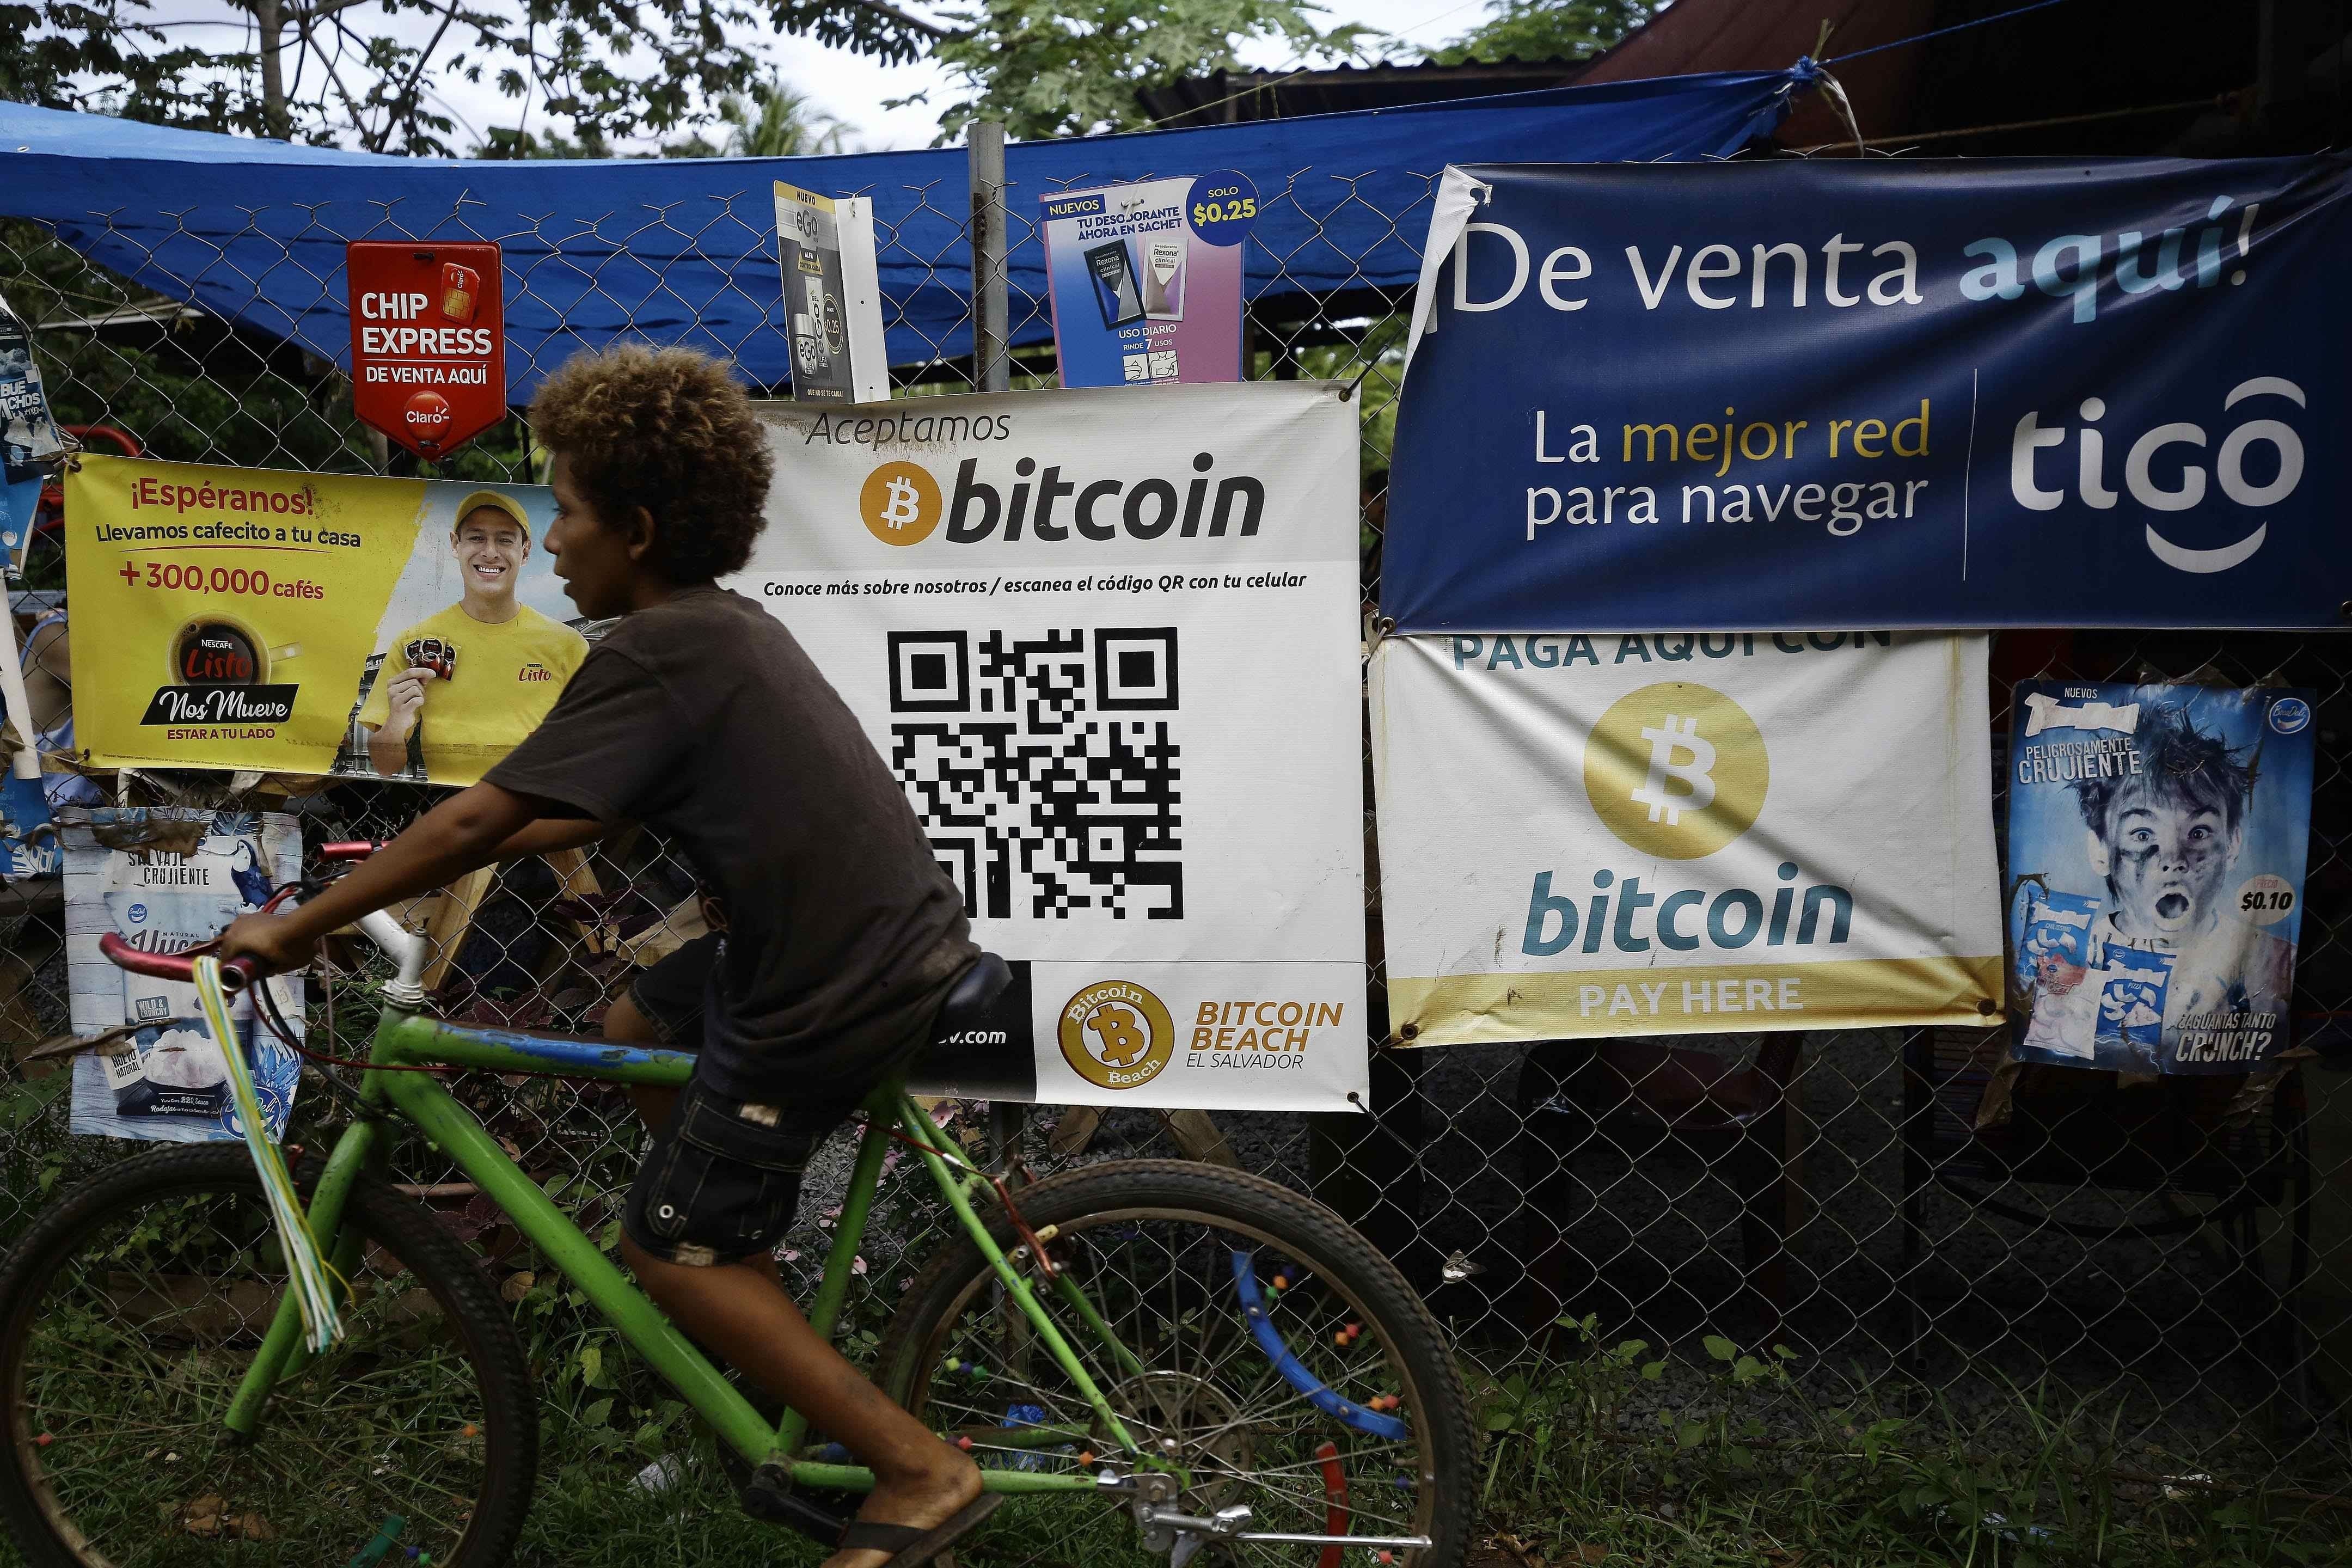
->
xmin=136 ymin=0 xmax=1503 ymax=153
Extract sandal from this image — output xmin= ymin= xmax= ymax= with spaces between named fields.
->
xmin=835 ymin=1493 xmax=1004 ymax=1568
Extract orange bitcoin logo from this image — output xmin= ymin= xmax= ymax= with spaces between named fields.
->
xmin=1057 ymin=981 xmax=1175 ymax=1090
xmin=1086 ymin=1003 xmax=1152 ymax=1067
xmin=859 ymin=461 xmax=941 ymax=546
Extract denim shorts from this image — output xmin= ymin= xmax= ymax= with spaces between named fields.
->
xmin=627 ymin=931 xmax=722 ymax=1049
xmin=621 ymin=1074 xmax=857 ymax=1267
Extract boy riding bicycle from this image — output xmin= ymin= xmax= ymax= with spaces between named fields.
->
xmin=222 ymin=345 xmax=996 ymax=1568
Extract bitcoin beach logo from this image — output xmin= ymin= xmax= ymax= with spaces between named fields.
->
xmin=1584 ymin=682 xmax=1768 ymax=860
xmin=1058 ymin=980 xmax=1175 ymax=1091
xmin=859 ymin=461 xmax=942 ymax=546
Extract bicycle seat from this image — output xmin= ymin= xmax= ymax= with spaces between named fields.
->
xmin=934 ymin=952 xmax=1012 ymax=1044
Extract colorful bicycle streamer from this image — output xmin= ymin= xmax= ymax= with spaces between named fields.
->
xmin=192 ymin=956 xmax=341 ymax=1350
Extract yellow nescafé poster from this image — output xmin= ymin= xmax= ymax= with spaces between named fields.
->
xmin=66 ymin=454 xmax=587 ymax=785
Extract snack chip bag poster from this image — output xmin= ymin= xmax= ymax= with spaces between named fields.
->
xmin=64 ymin=810 xmax=306 ymax=1144
xmin=0 ymin=294 xmax=63 ymax=566
xmin=1039 ymin=173 xmax=1250 ymax=389
xmin=66 ymin=454 xmax=585 ymax=785
xmin=2006 ymin=682 xmax=2315 ymax=1074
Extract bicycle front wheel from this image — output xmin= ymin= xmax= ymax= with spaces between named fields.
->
xmin=0 ymin=1144 xmax=536 ymax=1568
xmin=877 ymin=1160 xmax=1475 ymax=1568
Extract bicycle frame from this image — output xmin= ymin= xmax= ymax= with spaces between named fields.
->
xmin=220 ymin=994 xmax=1136 ymax=1498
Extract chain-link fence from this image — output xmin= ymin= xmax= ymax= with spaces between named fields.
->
xmin=1 ymin=152 xmax=2348 ymax=1530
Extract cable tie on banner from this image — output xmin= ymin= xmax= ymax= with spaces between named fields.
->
xmin=1815 ymin=68 xmax=1867 ymax=158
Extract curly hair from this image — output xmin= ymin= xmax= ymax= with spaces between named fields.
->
xmin=528 ymin=345 xmax=774 ymax=582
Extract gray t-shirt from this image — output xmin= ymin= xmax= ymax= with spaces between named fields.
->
xmin=486 ymin=586 xmax=975 ymax=1098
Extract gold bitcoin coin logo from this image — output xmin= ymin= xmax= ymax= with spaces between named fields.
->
xmin=1057 ymin=981 xmax=1175 ymax=1091
xmin=1583 ymin=682 xmax=1768 ymax=860
xmin=859 ymin=461 xmax=941 ymax=546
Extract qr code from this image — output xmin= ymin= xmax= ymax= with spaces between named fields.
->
xmin=890 ymin=628 xmax=1181 ymax=921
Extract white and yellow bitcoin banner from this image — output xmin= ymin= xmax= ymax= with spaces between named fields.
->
xmin=1370 ymin=630 xmax=2003 ymax=1045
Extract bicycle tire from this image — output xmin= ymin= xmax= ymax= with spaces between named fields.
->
xmin=876 ymin=1159 xmax=1475 ymax=1568
xmin=0 ymin=1144 xmax=538 ymax=1568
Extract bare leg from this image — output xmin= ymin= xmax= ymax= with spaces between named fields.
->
xmin=603 ymin=990 xmax=679 ymax=1130
xmin=607 ymin=996 xmax=980 ymax=1566
xmin=620 ymin=1239 xmax=982 ymax=1568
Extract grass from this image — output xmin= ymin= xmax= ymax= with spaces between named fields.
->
xmin=1464 ymin=1318 xmax=2352 ymax=1568
xmin=5 ymin=1233 xmax=2350 ymax=1568
xmin=4 ymin=1038 xmax=2345 ymax=1568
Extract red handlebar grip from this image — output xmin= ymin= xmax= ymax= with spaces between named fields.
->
xmin=96 ymin=933 xmax=260 ymax=992
xmin=319 ymin=841 xmax=384 ymax=861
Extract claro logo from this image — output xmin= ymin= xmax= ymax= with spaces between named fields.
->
xmin=854 ymin=455 xmax=1265 ymax=546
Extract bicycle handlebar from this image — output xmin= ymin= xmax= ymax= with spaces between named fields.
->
xmin=97 ymin=933 xmax=262 ymax=993
xmin=318 ymin=841 xmax=384 ymax=861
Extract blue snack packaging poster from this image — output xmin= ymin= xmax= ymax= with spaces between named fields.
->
xmin=64 ymin=810 xmax=307 ymax=1141
xmin=2006 ymin=683 xmax=2314 ymax=1073
xmin=0 ymin=295 xmax=62 ymax=567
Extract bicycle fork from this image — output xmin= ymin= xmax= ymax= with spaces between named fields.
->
xmin=222 ymin=1118 xmax=382 ymax=1436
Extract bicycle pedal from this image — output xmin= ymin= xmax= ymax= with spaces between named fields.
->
xmin=740 ymin=1460 xmax=852 ymax=1546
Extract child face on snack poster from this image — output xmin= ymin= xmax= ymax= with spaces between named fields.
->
xmin=2005 ymin=683 xmax=2313 ymax=1074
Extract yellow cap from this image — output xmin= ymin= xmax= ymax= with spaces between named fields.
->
xmin=452 ymin=489 xmax=531 ymax=540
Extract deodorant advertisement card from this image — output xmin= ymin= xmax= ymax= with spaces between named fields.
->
xmin=2005 ymin=682 xmax=2315 ymax=1074
xmin=1040 ymin=172 xmax=1251 ymax=389
xmin=63 ymin=810 xmax=307 ymax=1142
xmin=773 ymin=181 xmax=890 ymax=405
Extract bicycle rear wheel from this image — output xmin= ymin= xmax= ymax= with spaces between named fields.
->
xmin=877 ymin=1160 xmax=1474 ymax=1568
xmin=0 ymin=1145 xmax=536 ymax=1568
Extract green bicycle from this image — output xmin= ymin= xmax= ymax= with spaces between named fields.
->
xmin=0 ymin=857 xmax=1473 ymax=1568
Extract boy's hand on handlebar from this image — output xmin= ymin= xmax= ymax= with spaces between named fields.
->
xmin=219 ymin=911 xmax=318 ymax=977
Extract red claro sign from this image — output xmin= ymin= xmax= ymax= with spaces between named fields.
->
xmin=346 ymin=240 xmax=507 ymax=458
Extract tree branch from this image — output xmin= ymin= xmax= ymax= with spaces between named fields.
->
xmin=378 ymin=0 xmax=465 ymax=153
xmin=285 ymin=0 xmax=393 ymax=29
xmin=844 ymin=0 xmax=958 ymax=41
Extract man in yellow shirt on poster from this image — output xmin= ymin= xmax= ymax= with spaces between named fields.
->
xmin=359 ymin=491 xmax=589 ymax=781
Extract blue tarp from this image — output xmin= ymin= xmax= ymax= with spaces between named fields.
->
xmin=0 ymin=70 xmax=1798 ymax=397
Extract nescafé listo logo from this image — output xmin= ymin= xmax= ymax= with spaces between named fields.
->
xmin=1057 ymin=980 xmax=1175 ymax=1091
xmin=177 ymin=622 xmax=261 ymax=684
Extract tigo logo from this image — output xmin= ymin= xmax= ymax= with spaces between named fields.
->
xmin=1584 ymin=682 xmax=1768 ymax=859
xmin=1058 ymin=980 xmax=1175 ymax=1090
xmin=860 ymin=462 xmax=942 ymax=546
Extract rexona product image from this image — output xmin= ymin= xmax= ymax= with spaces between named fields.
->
xmin=1141 ymin=239 xmax=1186 ymax=320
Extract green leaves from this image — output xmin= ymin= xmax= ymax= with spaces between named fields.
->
xmin=912 ymin=0 xmax=1375 ymax=143
xmin=1421 ymin=0 xmax=1656 ymax=67
xmin=10 ymin=0 xmax=783 ymax=157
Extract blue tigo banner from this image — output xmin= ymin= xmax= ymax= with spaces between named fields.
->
xmin=1383 ymin=157 xmax=2352 ymax=631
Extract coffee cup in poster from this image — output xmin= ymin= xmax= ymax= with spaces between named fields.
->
xmin=169 ymin=616 xmax=303 ymax=686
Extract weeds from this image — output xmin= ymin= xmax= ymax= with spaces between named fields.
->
xmin=1471 ymin=1317 xmax=2352 ymax=1567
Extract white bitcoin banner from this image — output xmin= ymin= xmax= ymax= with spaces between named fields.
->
xmin=737 ymin=382 xmax=1366 ymax=1110
xmin=1370 ymin=630 xmax=2002 ymax=1045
